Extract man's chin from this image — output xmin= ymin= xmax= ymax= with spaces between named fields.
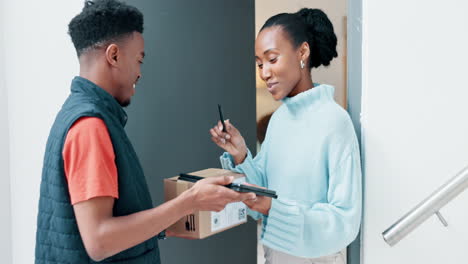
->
xmin=119 ymin=99 xmax=131 ymax=107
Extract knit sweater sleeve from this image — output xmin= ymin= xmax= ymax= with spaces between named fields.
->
xmin=263 ymin=139 xmax=362 ymax=256
xmin=219 ymin=135 xmax=269 ymax=187
xmin=219 ymin=140 xmax=269 ymax=220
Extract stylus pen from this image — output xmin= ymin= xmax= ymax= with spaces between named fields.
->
xmin=218 ymin=104 xmax=227 ymax=132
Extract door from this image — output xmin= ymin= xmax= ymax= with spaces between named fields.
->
xmin=124 ymin=0 xmax=258 ymax=263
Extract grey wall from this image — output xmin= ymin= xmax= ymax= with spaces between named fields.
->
xmin=0 ymin=0 xmax=12 ymax=261
xmin=124 ymin=0 xmax=257 ymax=263
xmin=347 ymin=0 xmax=362 ymax=263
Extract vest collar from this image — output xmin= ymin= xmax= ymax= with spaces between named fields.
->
xmin=71 ymin=76 xmax=128 ymax=126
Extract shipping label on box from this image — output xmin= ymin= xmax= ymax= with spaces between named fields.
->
xmin=211 ymin=176 xmax=247 ymax=232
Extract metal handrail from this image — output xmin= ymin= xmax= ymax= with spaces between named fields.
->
xmin=382 ymin=165 xmax=468 ymax=246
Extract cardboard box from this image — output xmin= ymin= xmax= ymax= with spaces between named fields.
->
xmin=164 ymin=168 xmax=248 ymax=239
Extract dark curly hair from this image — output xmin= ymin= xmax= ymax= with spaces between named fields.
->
xmin=68 ymin=0 xmax=144 ymax=57
xmin=260 ymin=8 xmax=337 ymax=69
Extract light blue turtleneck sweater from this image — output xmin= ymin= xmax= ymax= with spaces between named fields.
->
xmin=220 ymin=84 xmax=362 ymax=258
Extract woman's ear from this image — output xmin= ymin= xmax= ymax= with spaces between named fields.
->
xmin=105 ymin=44 xmax=120 ymax=66
xmin=299 ymin=41 xmax=310 ymax=66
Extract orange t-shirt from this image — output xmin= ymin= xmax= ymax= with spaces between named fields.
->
xmin=63 ymin=117 xmax=119 ymax=205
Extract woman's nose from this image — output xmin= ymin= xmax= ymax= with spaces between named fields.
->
xmin=261 ymin=66 xmax=272 ymax=81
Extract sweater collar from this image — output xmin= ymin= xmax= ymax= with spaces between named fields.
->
xmin=70 ymin=76 xmax=128 ymax=127
xmin=281 ymin=84 xmax=335 ymax=114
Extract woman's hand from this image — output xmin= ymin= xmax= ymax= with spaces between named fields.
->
xmin=242 ymin=183 xmax=272 ymax=215
xmin=209 ymin=120 xmax=248 ymax=164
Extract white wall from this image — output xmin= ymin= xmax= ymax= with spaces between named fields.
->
xmin=362 ymin=0 xmax=468 ymax=263
xmin=3 ymin=1 xmax=83 ymax=263
xmin=255 ymin=0 xmax=348 ymax=120
xmin=0 ymin=0 xmax=12 ymax=262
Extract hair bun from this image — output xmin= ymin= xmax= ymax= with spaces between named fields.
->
xmin=296 ymin=8 xmax=337 ymax=68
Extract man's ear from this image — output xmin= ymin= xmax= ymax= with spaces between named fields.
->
xmin=105 ymin=44 xmax=119 ymax=66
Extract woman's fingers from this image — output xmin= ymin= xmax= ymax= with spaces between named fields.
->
xmin=217 ymin=120 xmax=231 ymax=138
xmin=214 ymin=122 xmax=232 ymax=141
xmin=217 ymin=120 xmax=225 ymax=132
xmin=211 ymin=136 xmax=221 ymax=146
xmin=210 ymin=120 xmax=239 ymax=149
xmin=210 ymin=127 xmax=219 ymax=137
xmin=243 ymin=199 xmax=257 ymax=209
xmin=210 ymin=129 xmax=226 ymax=145
xmin=225 ymin=120 xmax=239 ymax=136
xmin=211 ymin=126 xmax=227 ymax=140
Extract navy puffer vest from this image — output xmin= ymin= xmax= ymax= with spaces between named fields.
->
xmin=35 ymin=76 xmax=160 ymax=263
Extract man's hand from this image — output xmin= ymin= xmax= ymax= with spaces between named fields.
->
xmin=72 ymin=176 xmax=257 ymax=261
xmin=183 ymin=175 xmax=257 ymax=213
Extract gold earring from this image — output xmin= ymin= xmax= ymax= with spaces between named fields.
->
xmin=300 ymin=60 xmax=305 ymax=69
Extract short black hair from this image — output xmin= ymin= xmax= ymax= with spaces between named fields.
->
xmin=260 ymin=8 xmax=337 ymax=69
xmin=68 ymin=0 xmax=144 ymax=57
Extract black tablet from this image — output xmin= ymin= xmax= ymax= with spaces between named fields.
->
xmin=178 ymin=173 xmax=278 ymax=199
